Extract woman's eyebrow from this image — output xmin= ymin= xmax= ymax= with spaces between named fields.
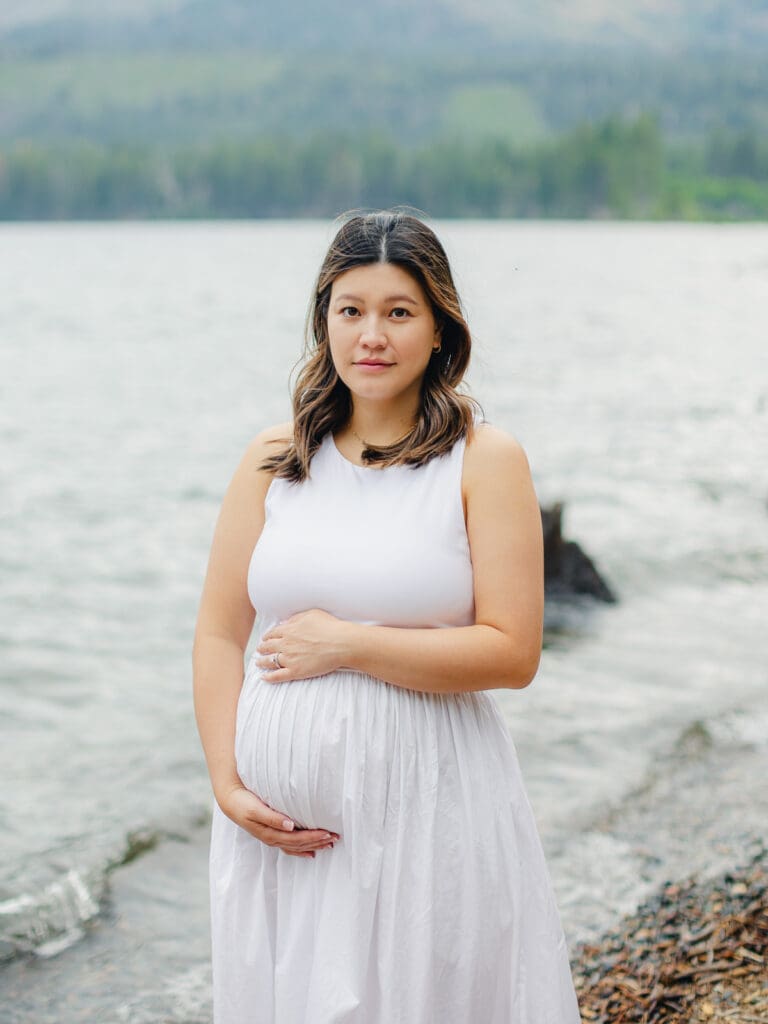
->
xmin=334 ymin=293 xmax=420 ymax=305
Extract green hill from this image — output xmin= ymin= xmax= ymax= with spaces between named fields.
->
xmin=1 ymin=49 xmax=766 ymax=149
xmin=1 ymin=1 xmax=766 ymax=220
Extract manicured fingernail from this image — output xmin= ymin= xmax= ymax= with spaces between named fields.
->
xmin=282 ymin=819 xmax=295 ymax=831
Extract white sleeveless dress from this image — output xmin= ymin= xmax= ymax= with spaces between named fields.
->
xmin=208 ymin=429 xmax=581 ymax=1024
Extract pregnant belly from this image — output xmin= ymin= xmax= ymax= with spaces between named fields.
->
xmin=234 ymin=657 xmax=514 ymax=838
xmin=234 ymin=661 xmax=397 ymax=832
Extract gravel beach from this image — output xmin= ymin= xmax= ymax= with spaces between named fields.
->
xmin=573 ymin=846 xmax=768 ymax=1022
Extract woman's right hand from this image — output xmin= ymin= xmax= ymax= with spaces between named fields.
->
xmin=217 ymin=784 xmax=340 ymax=858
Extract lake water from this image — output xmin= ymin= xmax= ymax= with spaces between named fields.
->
xmin=1 ymin=220 xmax=766 ymax=1021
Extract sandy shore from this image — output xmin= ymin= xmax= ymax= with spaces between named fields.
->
xmin=572 ymin=845 xmax=768 ymax=1023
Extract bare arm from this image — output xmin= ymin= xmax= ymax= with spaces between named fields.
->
xmin=192 ymin=423 xmax=339 ymax=853
xmin=192 ymin=433 xmax=268 ymax=803
xmin=258 ymin=424 xmax=544 ymax=693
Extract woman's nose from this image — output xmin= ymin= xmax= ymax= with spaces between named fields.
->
xmin=359 ymin=316 xmax=387 ymax=345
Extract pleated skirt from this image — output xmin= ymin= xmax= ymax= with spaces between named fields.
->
xmin=209 ymin=656 xmax=581 ymax=1023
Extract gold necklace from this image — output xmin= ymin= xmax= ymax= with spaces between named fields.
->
xmin=349 ymin=423 xmax=414 ymax=447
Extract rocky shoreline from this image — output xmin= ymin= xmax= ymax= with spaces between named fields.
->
xmin=572 ymin=846 xmax=768 ymax=1022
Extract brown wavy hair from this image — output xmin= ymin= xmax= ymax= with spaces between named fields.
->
xmin=261 ymin=209 xmax=482 ymax=481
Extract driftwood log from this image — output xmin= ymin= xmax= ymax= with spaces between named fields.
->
xmin=541 ymin=502 xmax=616 ymax=603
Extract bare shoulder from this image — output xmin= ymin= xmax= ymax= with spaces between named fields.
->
xmin=463 ymin=421 xmax=532 ymax=487
xmin=221 ymin=421 xmax=294 ymax=505
xmin=242 ymin=420 xmax=294 ymax=469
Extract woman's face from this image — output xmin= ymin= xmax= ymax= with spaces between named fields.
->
xmin=327 ymin=262 xmax=440 ymax=409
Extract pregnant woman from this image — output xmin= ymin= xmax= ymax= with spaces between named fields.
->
xmin=193 ymin=210 xmax=581 ymax=1023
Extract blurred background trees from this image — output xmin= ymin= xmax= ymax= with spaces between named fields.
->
xmin=1 ymin=0 xmax=766 ymax=219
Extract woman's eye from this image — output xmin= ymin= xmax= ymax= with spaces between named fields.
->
xmin=391 ymin=308 xmax=410 ymax=319
xmin=340 ymin=306 xmax=359 ymax=317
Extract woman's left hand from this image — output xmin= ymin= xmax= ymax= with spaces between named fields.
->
xmin=256 ymin=609 xmax=354 ymax=683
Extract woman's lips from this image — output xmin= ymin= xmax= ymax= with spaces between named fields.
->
xmin=354 ymin=361 xmax=393 ymax=372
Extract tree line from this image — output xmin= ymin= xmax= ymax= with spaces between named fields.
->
xmin=1 ymin=115 xmax=766 ymax=220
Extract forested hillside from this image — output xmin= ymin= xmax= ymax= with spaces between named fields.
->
xmin=2 ymin=50 xmax=766 ymax=148
xmin=1 ymin=0 xmax=766 ymax=220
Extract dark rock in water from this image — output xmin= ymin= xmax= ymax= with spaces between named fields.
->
xmin=542 ymin=502 xmax=617 ymax=603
